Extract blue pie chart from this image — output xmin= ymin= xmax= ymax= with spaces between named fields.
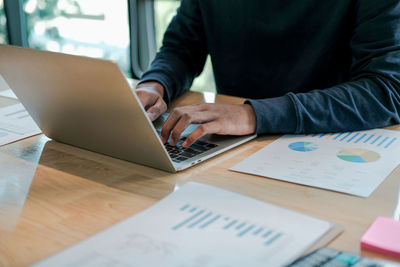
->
xmin=288 ymin=142 xmax=318 ymax=152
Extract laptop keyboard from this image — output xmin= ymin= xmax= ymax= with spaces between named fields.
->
xmin=165 ymin=138 xmax=218 ymax=163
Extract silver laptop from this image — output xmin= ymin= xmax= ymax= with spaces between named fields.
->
xmin=0 ymin=45 xmax=256 ymax=172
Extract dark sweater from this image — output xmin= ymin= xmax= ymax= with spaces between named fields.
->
xmin=141 ymin=0 xmax=400 ymax=134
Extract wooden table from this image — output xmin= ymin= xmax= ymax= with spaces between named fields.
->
xmin=0 ymin=91 xmax=400 ymax=266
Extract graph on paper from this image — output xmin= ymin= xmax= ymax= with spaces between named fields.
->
xmin=34 ymin=182 xmax=333 ymax=267
xmin=288 ymin=142 xmax=319 ymax=152
xmin=231 ymin=129 xmax=400 ymax=197
xmin=336 ymin=149 xmax=380 ymax=163
xmin=310 ymin=132 xmax=397 ymax=148
xmin=172 ymin=204 xmax=286 ymax=247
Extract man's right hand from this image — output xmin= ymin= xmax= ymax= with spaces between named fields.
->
xmin=135 ymin=81 xmax=167 ymax=121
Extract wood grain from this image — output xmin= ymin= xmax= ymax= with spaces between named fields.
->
xmin=0 ymin=91 xmax=399 ymax=266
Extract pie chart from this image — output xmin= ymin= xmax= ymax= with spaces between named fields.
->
xmin=288 ymin=142 xmax=318 ymax=152
xmin=337 ymin=148 xmax=380 ymax=163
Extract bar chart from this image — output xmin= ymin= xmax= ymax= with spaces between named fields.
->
xmin=33 ymin=182 xmax=332 ymax=267
xmin=172 ymin=204 xmax=286 ymax=247
xmin=310 ymin=132 xmax=397 ymax=149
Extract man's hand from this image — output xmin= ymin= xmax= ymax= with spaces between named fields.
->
xmin=135 ymin=81 xmax=167 ymax=121
xmin=161 ymin=103 xmax=257 ymax=148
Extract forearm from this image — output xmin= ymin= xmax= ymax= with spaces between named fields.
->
xmin=247 ymin=75 xmax=400 ymax=134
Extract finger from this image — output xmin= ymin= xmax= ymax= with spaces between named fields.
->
xmin=146 ymin=97 xmax=167 ymax=121
xmin=168 ymin=114 xmax=192 ymax=146
xmin=160 ymin=109 xmax=183 ymax=144
xmin=135 ymin=90 xmax=155 ymax=110
xmin=161 ymin=107 xmax=195 ymax=144
xmin=169 ymin=110 xmax=218 ymax=145
xmin=161 ymin=107 xmax=215 ymax=144
xmin=182 ymin=121 xmax=220 ymax=148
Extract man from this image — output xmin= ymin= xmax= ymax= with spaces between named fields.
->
xmin=136 ymin=0 xmax=400 ymax=148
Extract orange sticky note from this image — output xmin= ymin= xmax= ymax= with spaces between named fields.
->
xmin=361 ymin=216 xmax=400 ymax=258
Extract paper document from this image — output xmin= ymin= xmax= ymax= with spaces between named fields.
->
xmin=231 ymin=129 xmax=400 ymax=197
xmin=0 ymin=104 xmax=41 ymax=146
xmin=0 ymin=89 xmax=18 ymax=99
xmin=34 ymin=182 xmax=332 ymax=267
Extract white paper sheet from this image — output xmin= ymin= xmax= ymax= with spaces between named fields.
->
xmin=231 ymin=129 xmax=400 ymax=197
xmin=0 ymin=89 xmax=18 ymax=99
xmin=33 ymin=182 xmax=332 ymax=267
xmin=0 ymin=104 xmax=41 ymax=146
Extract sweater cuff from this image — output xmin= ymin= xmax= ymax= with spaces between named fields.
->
xmin=245 ymin=94 xmax=297 ymax=134
xmin=139 ymin=73 xmax=173 ymax=104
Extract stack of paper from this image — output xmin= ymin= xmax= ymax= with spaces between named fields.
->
xmin=33 ymin=182 xmax=333 ymax=267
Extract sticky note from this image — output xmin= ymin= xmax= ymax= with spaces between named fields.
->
xmin=361 ymin=216 xmax=400 ymax=258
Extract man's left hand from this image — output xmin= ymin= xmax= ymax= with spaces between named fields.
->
xmin=161 ymin=103 xmax=257 ymax=148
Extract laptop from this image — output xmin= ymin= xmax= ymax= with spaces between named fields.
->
xmin=0 ymin=45 xmax=256 ymax=172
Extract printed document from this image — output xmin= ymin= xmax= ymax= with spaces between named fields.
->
xmin=0 ymin=104 xmax=41 ymax=146
xmin=231 ymin=129 xmax=400 ymax=197
xmin=34 ymin=182 xmax=332 ymax=267
xmin=0 ymin=89 xmax=18 ymax=99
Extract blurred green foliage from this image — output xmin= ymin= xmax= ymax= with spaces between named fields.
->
xmin=0 ymin=0 xmax=215 ymax=91
xmin=0 ymin=0 xmax=7 ymax=43
xmin=23 ymin=0 xmax=81 ymax=49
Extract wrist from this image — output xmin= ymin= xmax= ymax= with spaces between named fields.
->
xmin=136 ymin=81 xmax=165 ymax=98
xmin=242 ymin=104 xmax=257 ymax=134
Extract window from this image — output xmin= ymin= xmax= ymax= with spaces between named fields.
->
xmin=0 ymin=0 xmax=8 ymax=44
xmin=23 ymin=0 xmax=131 ymax=76
xmin=154 ymin=0 xmax=216 ymax=93
xmin=4 ymin=0 xmax=215 ymax=91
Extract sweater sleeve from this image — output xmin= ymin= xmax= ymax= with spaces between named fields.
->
xmin=140 ymin=0 xmax=207 ymax=103
xmin=247 ymin=0 xmax=400 ymax=134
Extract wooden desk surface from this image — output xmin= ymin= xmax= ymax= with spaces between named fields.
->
xmin=0 ymin=91 xmax=400 ymax=266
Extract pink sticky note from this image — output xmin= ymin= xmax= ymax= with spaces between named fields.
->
xmin=361 ymin=216 xmax=400 ymax=258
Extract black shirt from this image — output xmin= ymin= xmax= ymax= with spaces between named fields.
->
xmin=141 ymin=0 xmax=400 ymax=134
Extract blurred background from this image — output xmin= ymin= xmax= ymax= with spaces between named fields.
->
xmin=0 ymin=0 xmax=215 ymax=92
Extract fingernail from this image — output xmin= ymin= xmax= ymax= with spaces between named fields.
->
xmin=182 ymin=141 xmax=188 ymax=148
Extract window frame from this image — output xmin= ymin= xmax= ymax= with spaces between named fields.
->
xmin=128 ymin=0 xmax=156 ymax=78
xmin=3 ymin=0 xmax=27 ymax=47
